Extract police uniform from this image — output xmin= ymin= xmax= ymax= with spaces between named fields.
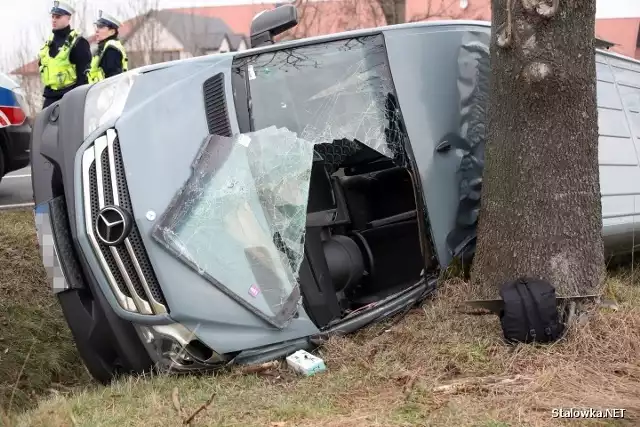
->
xmin=39 ymin=1 xmax=92 ymax=109
xmin=88 ymin=11 xmax=128 ymax=84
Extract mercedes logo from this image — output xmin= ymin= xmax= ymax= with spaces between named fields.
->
xmin=95 ymin=206 xmax=133 ymax=246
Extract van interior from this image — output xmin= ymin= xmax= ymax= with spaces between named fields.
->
xmin=298 ymin=138 xmax=430 ymax=328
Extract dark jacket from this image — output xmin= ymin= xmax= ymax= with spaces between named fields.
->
xmin=39 ymin=25 xmax=92 ymax=101
xmin=95 ymin=34 xmax=125 ymax=79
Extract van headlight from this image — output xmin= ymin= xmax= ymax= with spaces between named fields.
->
xmin=84 ymin=71 xmax=139 ymax=139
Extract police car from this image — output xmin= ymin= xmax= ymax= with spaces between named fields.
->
xmin=0 ymin=71 xmax=31 ymax=182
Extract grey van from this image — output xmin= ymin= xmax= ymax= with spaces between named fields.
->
xmin=29 ymin=9 xmax=640 ymax=383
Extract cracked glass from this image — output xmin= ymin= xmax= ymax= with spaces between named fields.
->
xmin=152 ymin=129 xmax=315 ymax=328
xmin=239 ymin=34 xmax=407 ymax=168
xmin=154 ymin=34 xmax=408 ymax=327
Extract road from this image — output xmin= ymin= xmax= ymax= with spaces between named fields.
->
xmin=0 ymin=167 xmax=34 ymax=210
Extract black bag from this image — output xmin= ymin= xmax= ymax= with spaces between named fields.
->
xmin=498 ymin=277 xmax=564 ymax=344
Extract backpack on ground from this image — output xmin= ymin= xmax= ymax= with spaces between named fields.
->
xmin=498 ymin=277 xmax=565 ymax=344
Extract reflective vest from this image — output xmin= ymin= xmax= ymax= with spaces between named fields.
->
xmin=38 ymin=30 xmax=81 ymax=91
xmin=88 ymin=39 xmax=129 ymax=84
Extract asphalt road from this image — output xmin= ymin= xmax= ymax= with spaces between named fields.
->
xmin=0 ymin=167 xmax=34 ymax=210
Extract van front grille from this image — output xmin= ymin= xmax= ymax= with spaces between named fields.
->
xmin=81 ymin=129 xmax=168 ymax=315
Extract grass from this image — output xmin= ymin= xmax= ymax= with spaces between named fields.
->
xmin=0 ymin=210 xmax=90 ymax=416
xmin=1 ymin=209 xmax=640 ymax=426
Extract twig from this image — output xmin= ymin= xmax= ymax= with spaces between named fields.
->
xmin=183 ymin=392 xmax=216 ymax=425
xmin=432 ymin=375 xmax=533 ymax=395
xmin=456 ymin=308 xmax=495 ymax=316
xmin=239 ymin=361 xmax=279 ymax=375
xmin=172 ymin=387 xmax=182 ymax=418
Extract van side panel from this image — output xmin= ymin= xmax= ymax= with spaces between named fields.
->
xmin=384 ymin=25 xmax=491 ymax=269
xmin=596 ymin=53 xmax=640 ymax=256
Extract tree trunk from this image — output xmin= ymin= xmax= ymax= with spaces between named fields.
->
xmin=377 ymin=0 xmax=406 ymax=25
xmin=470 ymin=0 xmax=605 ymax=299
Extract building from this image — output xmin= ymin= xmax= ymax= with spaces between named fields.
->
xmin=595 ymin=17 xmax=640 ymax=59
xmin=9 ymin=0 xmax=640 ymax=112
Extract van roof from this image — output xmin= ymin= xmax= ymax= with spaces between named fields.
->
xmin=239 ymin=19 xmax=640 ymax=64
xmin=135 ymin=19 xmax=640 ymax=74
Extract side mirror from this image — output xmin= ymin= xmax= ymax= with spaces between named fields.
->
xmin=249 ymin=4 xmax=298 ymax=48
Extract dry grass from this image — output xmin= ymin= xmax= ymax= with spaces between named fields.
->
xmin=0 ymin=211 xmax=90 ymax=415
xmin=1 ymin=209 xmax=640 ymax=426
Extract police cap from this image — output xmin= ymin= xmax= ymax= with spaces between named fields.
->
xmin=51 ymin=1 xmax=75 ymax=16
xmin=95 ymin=10 xmax=122 ymax=29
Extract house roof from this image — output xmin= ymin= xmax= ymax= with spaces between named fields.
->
xmin=165 ymin=4 xmax=274 ymax=36
xmin=152 ymin=10 xmax=246 ymax=52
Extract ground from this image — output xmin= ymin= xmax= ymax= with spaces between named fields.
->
xmin=1 ymin=209 xmax=640 ymax=427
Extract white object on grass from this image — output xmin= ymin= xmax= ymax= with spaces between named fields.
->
xmin=286 ymin=350 xmax=326 ymax=376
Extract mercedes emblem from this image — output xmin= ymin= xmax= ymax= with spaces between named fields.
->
xmin=95 ymin=206 xmax=133 ymax=246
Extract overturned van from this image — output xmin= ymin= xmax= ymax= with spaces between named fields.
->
xmin=30 ymin=12 xmax=640 ymax=382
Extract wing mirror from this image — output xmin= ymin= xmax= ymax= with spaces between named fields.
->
xmin=249 ymin=4 xmax=299 ymax=48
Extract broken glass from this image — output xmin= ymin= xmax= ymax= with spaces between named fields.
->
xmin=152 ymin=127 xmax=315 ymax=328
xmin=239 ymin=35 xmax=407 ymax=167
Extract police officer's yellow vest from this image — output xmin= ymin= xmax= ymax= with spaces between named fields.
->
xmin=88 ymin=40 xmax=128 ymax=84
xmin=38 ymin=30 xmax=81 ymax=91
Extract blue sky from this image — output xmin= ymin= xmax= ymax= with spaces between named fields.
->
xmin=2 ymin=0 xmax=640 ymax=72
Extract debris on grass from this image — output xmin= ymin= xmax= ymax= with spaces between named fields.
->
xmin=431 ymin=374 xmax=534 ymax=395
xmin=286 ymin=350 xmax=326 ymax=377
xmin=239 ymin=361 xmax=280 ymax=376
xmin=183 ymin=391 xmax=216 ymax=425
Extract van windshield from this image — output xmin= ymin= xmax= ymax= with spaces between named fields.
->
xmin=238 ymin=34 xmax=407 ymax=161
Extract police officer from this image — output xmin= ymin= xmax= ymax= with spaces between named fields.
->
xmin=88 ymin=10 xmax=128 ymax=84
xmin=38 ymin=1 xmax=92 ymax=109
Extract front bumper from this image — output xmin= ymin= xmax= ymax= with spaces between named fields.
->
xmin=31 ymin=85 xmax=232 ymax=376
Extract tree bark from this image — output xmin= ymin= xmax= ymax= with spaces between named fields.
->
xmin=470 ymin=0 xmax=605 ymax=299
xmin=377 ymin=0 xmax=406 ymax=25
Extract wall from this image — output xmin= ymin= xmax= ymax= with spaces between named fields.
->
xmin=406 ymin=0 xmax=490 ymax=22
xmin=595 ymin=18 xmax=640 ymax=59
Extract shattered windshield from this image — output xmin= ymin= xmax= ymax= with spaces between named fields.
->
xmin=241 ymin=35 xmax=406 ymax=162
xmin=152 ymin=35 xmax=408 ymax=327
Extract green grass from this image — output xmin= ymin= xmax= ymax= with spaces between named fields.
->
xmin=0 ymin=211 xmax=90 ymax=416
xmin=1 ymin=209 xmax=640 ymax=426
